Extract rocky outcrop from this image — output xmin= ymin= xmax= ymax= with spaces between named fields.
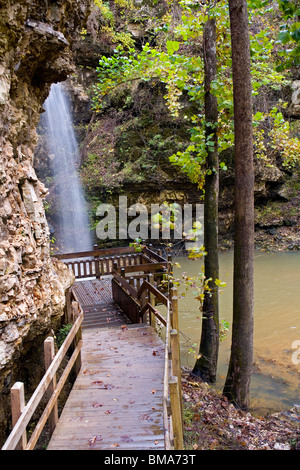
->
xmin=287 ymin=81 xmax=300 ymax=118
xmin=0 ymin=0 xmax=90 ymax=445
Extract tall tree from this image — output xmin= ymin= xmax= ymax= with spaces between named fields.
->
xmin=192 ymin=16 xmax=220 ymax=383
xmin=223 ymin=0 xmax=254 ymax=409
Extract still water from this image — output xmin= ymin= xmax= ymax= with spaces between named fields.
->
xmin=172 ymin=250 xmax=300 ymax=415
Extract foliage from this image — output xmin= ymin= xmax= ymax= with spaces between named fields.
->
xmin=253 ymin=105 xmax=300 ymax=168
xmin=276 ymin=0 xmax=300 ymax=70
xmin=55 ymin=324 xmax=72 ymax=349
xmin=92 ymin=0 xmax=135 ymax=49
xmin=91 ymin=0 xmax=299 ymax=189
xmin=129 ymin=237 xmax=144 ymax=252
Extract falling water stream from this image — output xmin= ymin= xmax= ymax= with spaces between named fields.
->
xmin=42 ymin=82 xmax=92 ymax=253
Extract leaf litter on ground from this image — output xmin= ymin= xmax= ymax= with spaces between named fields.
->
xmin=181 ymin=372 xmax=300 ymax=450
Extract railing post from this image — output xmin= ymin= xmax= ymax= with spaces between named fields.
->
xmin=105 ymin=257 xmax=111 ymax=273
xmin=169 ymin=376 xmax=183 ymax=450
xmin=140 ymin=291 xmax=148 ymax=323
xmin=171 ymin=287 xmax=182 ymax=417
xmin=148 ymin=274 xmax=156 ymax=329
xmin=167 ymin=254 xmax=173 ymax=290
xmin=171 ymin=286 xmax=179 ymax=331
xmin=11 ymin=382 xmax=27 ymax=450
xmin=71 ymin=301 xmax=82 ymax=375
xmin=95 ymin=258 xmax=101 ymax=279
xmin=44 ymin=337 xmax=58 ymax=437
xmin=65 ymin=288 xmax=72 ymax=324
xmin=170 ymin=330 xmax=180 ymax=380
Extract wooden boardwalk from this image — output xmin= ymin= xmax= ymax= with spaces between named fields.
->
xmin=47 ymin=279 xmax=166 ymax=450
xmin=2 ymin=247 xmax=183 ymax=451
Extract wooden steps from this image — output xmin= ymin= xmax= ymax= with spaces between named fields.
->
xmin=72 ymin=278 xmax=131 ymax=329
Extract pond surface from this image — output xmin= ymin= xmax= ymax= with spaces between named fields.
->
xmin=172 ymin=250 xmax=300 ymax=415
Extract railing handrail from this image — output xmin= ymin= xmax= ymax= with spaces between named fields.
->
xmin=137 ymin=280 xmax=169 ymax=307
xmin=116 ymin=262 xmax=167 ymax=274
xmin=111 ymin=268 xmax=183 ymax=449
xmin=53 ymin=246 xmax=137 ymax=260
xmin=141 ymin=247 xmax=168 ymax=263
xmin=163 ymin=300 xmax=172 ymax=448
xmin=113 ymin=271 xmax=139 ymax=299
xmin=2 ymin=296 xmax=83 ymax=451
xmin=52 ymin=246 xmax=165 ymax=262
xmin=53 ymin=246 xmax=167 ymax=281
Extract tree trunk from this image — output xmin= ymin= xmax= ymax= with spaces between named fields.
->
xmin=192 ymin=17 xmax=219 ymax=383
xmin=223 ymin=0 xmax=254 ymax=409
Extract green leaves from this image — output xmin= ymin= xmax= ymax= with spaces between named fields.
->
xmin=90 ymin=0 xmax=299 ymax=187
xmin=253 ymin=106 xmax=300 ymax=168
xmin=166 ymin=40 xmax=180 ymax=55
xmin=278 ymin=0 xmax=300 ymax=19
xmin=276 ymin=0 xmax=300 ymax=70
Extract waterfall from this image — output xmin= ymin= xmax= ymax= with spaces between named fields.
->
xmin=42 ymin=82 xmax=93 ymax=253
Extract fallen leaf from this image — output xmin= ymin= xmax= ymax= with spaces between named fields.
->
xmin=139 ymin=414 xmax=152 ymax=422
xmin=92 ymin=402 xmax=103 ymax=408
xmin=91 ymin=381 xmax=114 ymax=390
xmin=89 ymin=435 xmax=103 ymax=446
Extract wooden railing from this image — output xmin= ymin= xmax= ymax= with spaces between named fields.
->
xmin=1 ymin=290 xmax=83 ymax=451
xmin=111 ymin=265 xmax=183 ymax=449
xmin=53 ymin=246 xmax=168 ymax=280
xmin=163 ymin=287 xmax=183 ymax=450
xmin=2 ymin=246 xmax=182 ymax=450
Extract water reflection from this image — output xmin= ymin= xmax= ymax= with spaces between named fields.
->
xmin=173 ymin=250 xmax=300 ymax=414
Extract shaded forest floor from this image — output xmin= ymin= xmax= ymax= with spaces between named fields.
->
xmin=182 ymin=372 xmax=300 ymax=450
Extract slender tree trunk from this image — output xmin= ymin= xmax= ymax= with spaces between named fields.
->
xmin=223 ymin=0 xmax=254 ymax=409
xmin=193 ymin=17 xmax=219 ymax=383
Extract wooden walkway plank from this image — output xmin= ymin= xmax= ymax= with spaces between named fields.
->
xmin=47 ymin=324 xmax=165 ymax=450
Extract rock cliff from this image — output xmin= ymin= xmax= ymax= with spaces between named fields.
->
xmin=0 ymin=0 xmax=90 ymax=445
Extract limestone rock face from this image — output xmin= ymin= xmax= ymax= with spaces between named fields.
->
xmin=286 ymin=80 xmax=300 ymax=119
xmin=0 ymin=0 xmax=90 ymax=444
xmin=287 ymin=81 xmax=300 ymax=118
